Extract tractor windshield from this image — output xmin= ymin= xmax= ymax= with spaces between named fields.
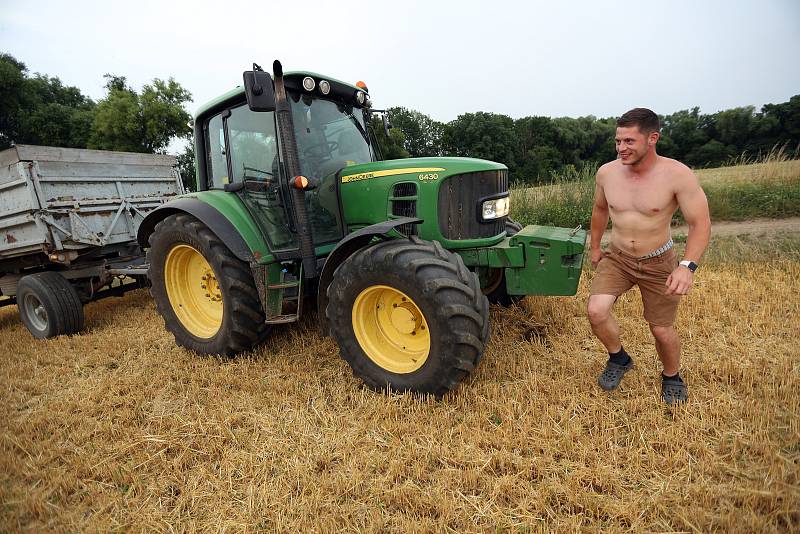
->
xmin=288 ymin=92 xmax=374 ymax=245
xmin=289 ymin=93 xmax=375 ymax=180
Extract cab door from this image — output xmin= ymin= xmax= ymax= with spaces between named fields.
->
xmin=205 ymin=104 xmax=298 ymax=253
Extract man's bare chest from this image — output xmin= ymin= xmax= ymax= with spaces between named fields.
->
xmin=605 ymin=179 xmax=677 ymax=215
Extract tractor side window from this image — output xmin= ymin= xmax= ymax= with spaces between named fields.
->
xmin=205 ymin=114 xmax=229 ymax=188
xmin=226 ymin=105 xmax=279 ymax=183
xmin=225 ymin=105 xmax=296 ymax=251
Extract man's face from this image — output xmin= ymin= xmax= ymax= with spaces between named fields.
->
xmin=615 ymin=126 xmax=658 ymax=166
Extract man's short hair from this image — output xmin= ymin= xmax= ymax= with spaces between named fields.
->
xmin=617 ymin=108 xmax=660 ymax=134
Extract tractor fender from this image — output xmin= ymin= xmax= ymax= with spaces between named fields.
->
xmin=137 ymin=198 xmax=254 ymax=263
xmin=317 ymin=217 xmax=422 ymax=334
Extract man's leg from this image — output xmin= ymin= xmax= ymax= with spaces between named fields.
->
xmin=649 ymin=324 xmax=681 ymax=376
xmin=587 ymin=294 xmax=621 ymax=352
xmin=588 ymin=294 xmax=633 ymax=391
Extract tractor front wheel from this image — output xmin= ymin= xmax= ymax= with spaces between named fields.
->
xmin=148 ymin=213 xmax=268 ymax=356
xmin=326 ymin=237 xmax=489 ymax=396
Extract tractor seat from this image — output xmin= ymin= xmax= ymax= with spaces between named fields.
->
xmin=336 ymin=129 xmax=363 ymax=159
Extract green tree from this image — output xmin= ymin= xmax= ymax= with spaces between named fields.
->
xmin=387 ymin=107 xmax=444 ymax=157
xmin=369 ymin=116 xmax=409 ymax=160
xmin=176 ymin=143 xmax=197 ymax=192
xmin=514 ymin=116 xmax=559 ymax=182
xmin=762 ymin=95 xmax=800 ymax=154
xmin=443 ymin=112 xmax=517 ymax=173
xmin=90 ymin=75 xmax=192 ymax=153
xmin=0 ymin=53 xmax=96 ymax=149
xmin=659 ymin=108 xmax=711 ymax=165
xmin=0 ymin=53 xmax=27 ymax=148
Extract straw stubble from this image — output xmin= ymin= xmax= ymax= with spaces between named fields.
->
xmin=1 ymin=261 xmax=797 ymax=531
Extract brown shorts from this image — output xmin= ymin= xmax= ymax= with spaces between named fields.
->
xmin=590 ymin=244 xmax=681 ymax=326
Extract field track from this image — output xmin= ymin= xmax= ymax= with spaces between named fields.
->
xmin=1 ymin=248 xmax=798 ymax=531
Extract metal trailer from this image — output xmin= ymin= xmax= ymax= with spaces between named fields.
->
xmin=0 ymin=144 xmax=184 ymax=338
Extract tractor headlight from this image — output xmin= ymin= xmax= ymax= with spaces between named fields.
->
xmin=319 ymin=80 xmax=331 ymax=95
xmin=302 ymin=76 xmax=316 ymax=91
xmin=355 ymin=90 xmax=366 ymax=105
xmin=480 ymin=196 xmax=510 ymax=221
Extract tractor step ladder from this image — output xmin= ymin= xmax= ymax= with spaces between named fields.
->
xmin=264 ymin=263 xmax=302 ymax=325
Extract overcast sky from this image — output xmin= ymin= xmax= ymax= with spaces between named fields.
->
xmin=2 ymin=0 xmax=799 ymax=125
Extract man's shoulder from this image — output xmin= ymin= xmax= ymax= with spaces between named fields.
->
xmin=657 ymin=156 xmax=693 ymax=174
xmin=597 ymin=160 xmax=622 ymax=180
xmin=657 ymin=156 xmax=699 ymax=192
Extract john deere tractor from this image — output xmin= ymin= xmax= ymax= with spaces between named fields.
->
xmin=137 ymin=61 xmax=586 ymax=395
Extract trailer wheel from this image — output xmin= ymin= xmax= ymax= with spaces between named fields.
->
xmin=326 ymin=236 xmax=489 ymax=396
xmin=17 ymin=272 xmax=85 ymax=339
xmin=148 ymin=213 xmax=268 ymax=356
xmin=483 ymin=219 xmax=525 ymax=307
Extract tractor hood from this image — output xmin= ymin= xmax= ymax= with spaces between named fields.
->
xmin=338 ymin=157 xmax=511 ymax=249
xmin=337 ymin=157 xmax=506 ymax=184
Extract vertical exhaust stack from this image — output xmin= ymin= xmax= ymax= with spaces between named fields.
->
xmin=272 ymin=60 xmax=317 ymax=278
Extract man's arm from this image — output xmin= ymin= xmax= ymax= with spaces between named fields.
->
xmin=666 ymin=166 xmax=711 ymax=295
xmin=589 ymin=168 xmax=610 ymax=268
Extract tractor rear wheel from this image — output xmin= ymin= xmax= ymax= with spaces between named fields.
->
xmin=148 ymin=213 xmax=268 ymax=356
xmin=17 ymin=272 xmax=84 ymax=339
xmin=484 ymin=219 xmax=525 ymax=307
xmin=326 ymin=237 xmax=489 ymax=396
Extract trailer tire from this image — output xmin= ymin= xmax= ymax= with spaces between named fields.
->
xmin=17 ymin=272 xmax=85 ymax=339
xmin=484 ymin=219 xmax=525 ymax=307
xmin=326 ymin=236 xmax=489 ymax=396
xmin=148 ymin=213 xmax=268 ymax=356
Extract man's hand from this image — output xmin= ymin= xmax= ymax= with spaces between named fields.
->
xmin=665 ymin=266 xmax=693 ymax=295
xmin=590 ymin=248 xmax=604 ymax=269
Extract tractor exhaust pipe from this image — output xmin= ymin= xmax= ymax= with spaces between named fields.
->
xmin=273 ymin=60 xmax=317 ymax=278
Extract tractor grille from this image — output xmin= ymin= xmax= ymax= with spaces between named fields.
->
xmin=438 ymin=169 xmax=508 ymax=240
xmin=391 ymin=182 xmax=418 ymax=236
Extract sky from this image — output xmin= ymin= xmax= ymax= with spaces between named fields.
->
xmin=1 ymin=0 xmax=799 ymax=126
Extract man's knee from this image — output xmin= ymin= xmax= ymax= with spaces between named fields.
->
xmin=587 ymin=296 xmax=615 ymax=325
xmin=649 ymin=323 xmax=676 ymax=342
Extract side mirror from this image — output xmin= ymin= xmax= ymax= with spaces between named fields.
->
xmin=243 ymin=66 xmax=276 ymax=112
xmin=382 ymin=114 xmax=392 ymax=137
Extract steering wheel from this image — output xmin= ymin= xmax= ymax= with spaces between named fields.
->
xmin=303 ymin=141 xmax=339 ymax=159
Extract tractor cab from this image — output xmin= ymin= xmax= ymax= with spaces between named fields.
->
xmin=192 ymin=65 xmax=376 ymax=260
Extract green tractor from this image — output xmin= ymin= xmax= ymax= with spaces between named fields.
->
xmin=137 ymin=61 xmax=586 ymax=396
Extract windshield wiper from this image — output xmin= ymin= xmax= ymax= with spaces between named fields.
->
xmin=346 ymin=111 xmax=370 ymax=145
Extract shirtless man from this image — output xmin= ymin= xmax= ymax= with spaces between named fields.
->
xmin=588 ymin=108 xmax=711 ymax=404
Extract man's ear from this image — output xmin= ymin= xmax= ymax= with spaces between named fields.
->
xmin=648 ymin=131 xmax=660 ymax=146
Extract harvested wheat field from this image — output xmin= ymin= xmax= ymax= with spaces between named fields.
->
xmin=1 ymin=254 xmax=798 ymax=532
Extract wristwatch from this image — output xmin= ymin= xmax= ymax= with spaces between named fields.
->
xmin=679 ymin=260 xmax=698 ymax=272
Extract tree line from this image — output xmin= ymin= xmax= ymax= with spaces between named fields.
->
xmin=373 ymin=97 xmax=800 ymax=184
xmin=2 ymin=52 xmax=798 ymax=188
xmin=0 ymin=53 xmax=196 ymax=187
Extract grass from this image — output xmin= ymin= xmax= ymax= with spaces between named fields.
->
xmin=678 ymin=231 xmax=800 ymax=264
xmin=1 ymin=237 xmax=799 ymax=531
xmin=511 ymin=151 xmax=800 ymax=228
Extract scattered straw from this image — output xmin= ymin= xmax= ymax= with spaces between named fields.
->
xmin=1 ymin=260 xmax=798 ymax=531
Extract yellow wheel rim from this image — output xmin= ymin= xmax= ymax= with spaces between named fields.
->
xmin=164 ymin=244 xmax=223 ymax=339
xmin=352 ymin=285 xmax=430 ymax=374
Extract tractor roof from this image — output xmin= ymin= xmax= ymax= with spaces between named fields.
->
xmin=195 ymin=71 xmax=363 ymax=119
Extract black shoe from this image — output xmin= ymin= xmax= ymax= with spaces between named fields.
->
xmin=662 ymin=375 xmax=688 ymax=405
xmin=598 ymin=358 xmax=634 ymax=391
